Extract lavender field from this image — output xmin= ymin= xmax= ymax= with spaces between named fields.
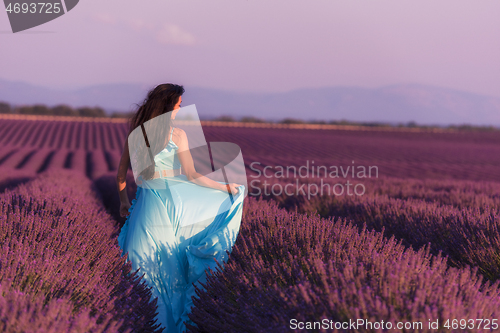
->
xmin=1 ymin=116 xmax=500 ymax=332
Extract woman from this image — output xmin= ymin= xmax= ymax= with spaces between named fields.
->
xmin=116 ymin=83 xmax=245 ymax=332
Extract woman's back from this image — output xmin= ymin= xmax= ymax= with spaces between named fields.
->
xmin=153 ymin=126 xmax=182 ymax=172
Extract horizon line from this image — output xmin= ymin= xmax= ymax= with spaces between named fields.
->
xmin=1 ymin=77 xmax=499 ymax=99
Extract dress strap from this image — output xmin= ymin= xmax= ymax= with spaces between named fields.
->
xmin=169 ymin=126 xmax=174 ymax=142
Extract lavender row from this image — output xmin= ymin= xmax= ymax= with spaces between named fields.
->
xmin=203 ymin=125 xmax=500 ymax=182
xmin=186 ymin=196 xmax=500 ymax=332
xmin=247 ymin=173 xmax=500 ymax=212
xmin=250 ymin=176 xmax=500 ymax=283
xmin=0 ymin=148 xmax=119 ymax=180
xmin=358 ymin=177 xmax=500 ymax=211
xmin=0 ymin=169 xmax=162 ymax=332
xmin=0 ymin=120 xmax=126 ymax=151
xmin=0 ymin=283 xmax=123 ymax=333
xmin=4 ymin=117 xmax=500 ymax=182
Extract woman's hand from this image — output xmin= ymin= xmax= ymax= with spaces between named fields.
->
xmin=225 ymin=183 xmax=242 ymax=195
xmin=120 ymin=201 xmax=132 ymax=217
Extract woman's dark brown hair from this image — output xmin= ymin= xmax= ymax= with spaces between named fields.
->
xmin=129 ymin=83 xmax=185 ymax=180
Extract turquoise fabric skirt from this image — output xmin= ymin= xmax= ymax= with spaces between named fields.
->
xmin=118 ymin=174 xmax=245 ymax=332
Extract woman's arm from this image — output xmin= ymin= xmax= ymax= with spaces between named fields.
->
xmin=116 ymin=138 xmax=131 ymax=216
xmin=176 ymin=129 xmax=240 ymax=194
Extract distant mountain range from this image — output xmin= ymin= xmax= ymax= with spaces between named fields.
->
xmin=1 ymin=78 xmax=500 ymax=126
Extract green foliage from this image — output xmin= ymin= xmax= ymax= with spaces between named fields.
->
xmin=3 ymin=102 xmax=500 ymax=133
xmin=111 ymin=111 xmax=135 ymax=118
xmin=76 ymin=107 xmax=106 ymax=118
xmin=9 ymin=104 xmax=106 ymax=118
xmin=0 ymin=101 xmax=11 ymax=114
xmin=16 ymin=104 xmax=52 ymax=115
xmin=447 ymin=124 xmax=497 ymax=131
xmin=240 ymin=116 xmax=266 ymax=123
xmin=214 ymin=115 xmax=236 ymax=122
xmin=52 ymin=104 xmax=77 ymax=116
xmin=280 ymin=118 xmax=305 ymax=124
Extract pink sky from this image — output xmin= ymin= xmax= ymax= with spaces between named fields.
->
xmin=1 ymin=0 xmax=499 ymax=97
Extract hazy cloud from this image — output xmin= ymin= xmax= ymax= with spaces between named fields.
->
xmin=156 ymin=23 xmax=196 ymax=45
xmin=92 ymin=12 xmax=117 ymax=25
xmin=126 ymin=18 xmax=154 ymax=32
xmin=90 ymin=14 xmax=194 ymax=46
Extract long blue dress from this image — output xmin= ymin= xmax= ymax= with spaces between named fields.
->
xmin=118 ymin=126 xmax=245 ymax=333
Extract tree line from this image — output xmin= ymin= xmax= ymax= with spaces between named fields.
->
xmin=1 ymin=101 xmax=497 ymax=131
xmin=0 ymin=101 xmax=119 ymax=118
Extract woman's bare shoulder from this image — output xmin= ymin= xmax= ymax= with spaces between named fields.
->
xmin=173 ymin=127 xmax=185 ymax=135
xmin=172 ymin=127 xmax=186 ymax=139
xmin=171 ymin=127 xmax=187 ymax=146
